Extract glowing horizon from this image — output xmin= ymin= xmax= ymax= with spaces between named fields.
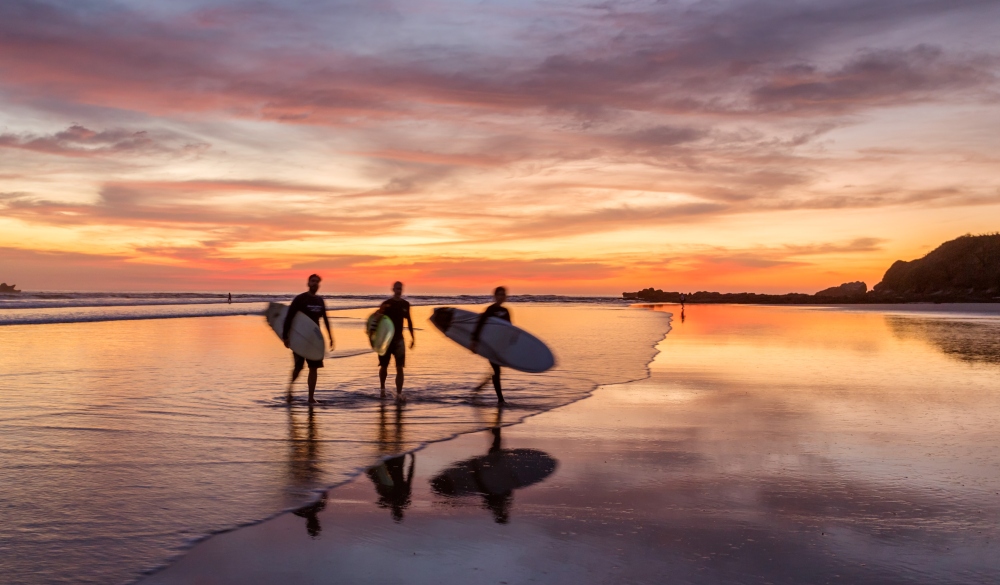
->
xmin=2 ymin=0 xmax=999 ymax=295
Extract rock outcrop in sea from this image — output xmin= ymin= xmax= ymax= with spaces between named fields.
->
xmin=815 ymin=281 xmax=867 ymax=298
xmin=0 ymin=283 xmax=21 ymax=293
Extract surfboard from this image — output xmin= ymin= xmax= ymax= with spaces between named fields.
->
xmin=429 ymin=307 xmax=555 ymax=373
xmin=366 ymin=313 xmax=395 ymax=356
xmin=264 ymin=302 xmax=326 ymax=361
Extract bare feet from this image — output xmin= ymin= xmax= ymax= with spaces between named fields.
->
xmin=395 ymin=392 xmax=406 ymax=404
xmin=308 ymin=398 xmax=318 ymax=405
xmin=380 ymin=388 xmax=387 ymax=399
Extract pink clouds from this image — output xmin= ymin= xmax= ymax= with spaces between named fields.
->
xmin=0 ymin=125 xmax=206 ymax=157
xmin=0 ymin=1 xmax=999 ymax=292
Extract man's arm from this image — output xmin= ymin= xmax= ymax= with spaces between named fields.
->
xmin=471 ymin=305 xmax=495 ymax=344
xmin=322 ymin=300 xmax=334 ymax=349
xmin=282 ymin=297 xmax=300 ymax=343
xmin=405 ymin=305 xmax=415 ymax=347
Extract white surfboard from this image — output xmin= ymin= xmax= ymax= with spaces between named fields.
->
xmin=366 ymin=312 xmax=395 ymax=356
xmin=265 ymin=302 xmax=326 ymax=361
xmin=429 ymin=307 xmax=555 ymax=373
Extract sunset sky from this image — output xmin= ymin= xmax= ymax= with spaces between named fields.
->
xmin=1 ymin=0 xmax=998 ymax=294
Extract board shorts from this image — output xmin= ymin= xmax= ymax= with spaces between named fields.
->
xmin=378 ymin=338 xmax=406 ymax=368
xmin=293 ymin=352 xmax=324 ymax=370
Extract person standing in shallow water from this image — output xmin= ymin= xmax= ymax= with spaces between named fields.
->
xmin=283 ymin=274 xmax=334 ymax=404
xmin=379 ymin=281 xmax=414 ymax=403
xmin=470 ymin=286 xmax=510 ymax=405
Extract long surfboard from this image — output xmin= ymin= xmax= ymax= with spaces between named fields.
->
xmin=264 ymin=302 xmax=326 ymax=361
xmin=429 ymin=307 xmax=555 ymax=373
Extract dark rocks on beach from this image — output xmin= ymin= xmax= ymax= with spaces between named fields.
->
xmin=0 ymin=283 xmax=21 ymax=293
xmin=624 ymin=233 xmax=1000 ymax=304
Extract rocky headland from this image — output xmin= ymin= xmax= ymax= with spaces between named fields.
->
xmin=624 ymin=234 xmax=1000 ymax=304
xmin=0 ymin=282 xmax=21 ymax=293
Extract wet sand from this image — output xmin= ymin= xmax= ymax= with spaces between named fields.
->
xmin=142 ymin=305 xmax=1000 ymax=585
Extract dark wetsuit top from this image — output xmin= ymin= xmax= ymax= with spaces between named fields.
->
xmin=283 ymin=292 xmax=328 ymax=342
xmin=472 ymin=303 xmax=511 ymax=343
xmin=381 ymin=297 xmax=412 ymax=345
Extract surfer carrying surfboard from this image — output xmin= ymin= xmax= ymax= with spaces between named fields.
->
xmin=283 ymin=274 xmax=334 ymax=404
xmin=378 ymin=281 xmax=415 ymax=403
xmin=470 ymin=286 xmax=510 ymax=404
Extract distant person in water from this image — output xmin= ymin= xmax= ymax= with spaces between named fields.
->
xmin=227 ymin=292 xmax=232 ymax=304
xmin=470 ymin=286 xmax=510 ymax=404
xmin=379 ymin=281 xmax=414 ymax=403
xmin=283 ymin=274 xmax=334 ymax=404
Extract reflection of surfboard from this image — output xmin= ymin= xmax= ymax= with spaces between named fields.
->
xmin=366 ymin=313 xmax=395 ymax=356
xmin=430 ymin=448 xmax=557 ymax=497
xmin=430 ymin=307 xmax=555 ymax=373
xmin=265 ymin=302 xmax=325 ymax=361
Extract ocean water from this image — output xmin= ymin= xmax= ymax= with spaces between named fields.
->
xmin=0 ymin=292 xmax=624 ymax=325
xmin=0 ymin=300 xmax=669 ymax=585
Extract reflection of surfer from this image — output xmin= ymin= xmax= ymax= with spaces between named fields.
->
xmin=366 ymin=454 xmax=415 ymax=522
xmin=284 ymin=274 xmax=334 ymax=404
xmin=681 ymin=307 xmax=685 ymax=323
xmin=366 ymin=401 xmax=414 ymax=521
xmin=378 ymin=282 xmax=414 ymax=404
xmin=470 ymin=286 xmax=510 ymax=405
xmin=430 ymin=423 xmax=557 ymax=525
xmin=287 ymin=405 xmax=326 ymax=537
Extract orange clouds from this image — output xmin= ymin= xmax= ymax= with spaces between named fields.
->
xmin=0 ymin=0 xmax=999 ymax=293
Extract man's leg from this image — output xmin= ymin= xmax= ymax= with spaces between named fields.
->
xmin=289 ymin=354 xmax=305 ymax=403
xmin=491 ymin=362 xmax=505 ymax=404
xmin=394 ymin=343 xmax=406 ymax=403
xmin=378 ymin=348 xmax=392 ymax=398
xmin=307 ymin=366 xmax=318 ymax=404
xmin=379 ymin=365 xmax=389 ymax=397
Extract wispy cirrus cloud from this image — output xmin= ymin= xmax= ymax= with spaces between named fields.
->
xmin=0 ymin=125 xmax=207 ymax=157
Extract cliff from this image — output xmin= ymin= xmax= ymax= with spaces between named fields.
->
xmin=872 ymin=234 xmax=1000 ymax=299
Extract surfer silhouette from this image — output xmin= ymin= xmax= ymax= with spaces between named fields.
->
xmin=378 ymin=281 xmax=414 ymax=403
xmin=227 ymin=292 xmax=232 ymax=304
xmin=470 ymin=286 xmax=510 ymax=404
xmin=284 ymin=274 xmax=334 ymax=404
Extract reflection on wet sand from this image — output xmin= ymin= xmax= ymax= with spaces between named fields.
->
xmin=287 ymin=406 xmax=326 ymax=537
xmin=366 ymin=402 xmax=414 ymax=522
xmin=431 ymin=413 xmax=557 ymax=524
xmin=886 ymin=315 xmax=1000 ymax=365
xmin=137 ymin=305 xmax=1000 ymax=585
